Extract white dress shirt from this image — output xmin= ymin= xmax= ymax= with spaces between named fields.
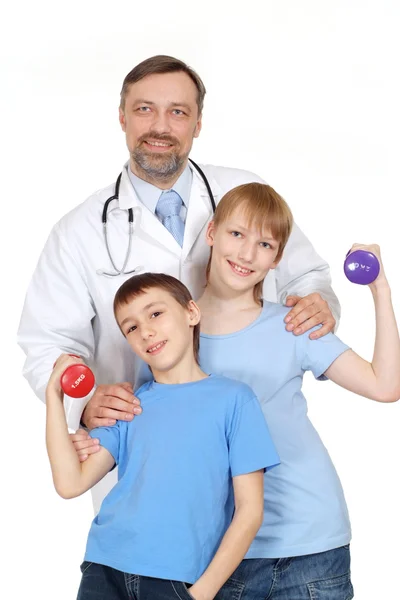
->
xmin=128 ymin=164 xmax=192 ymax=224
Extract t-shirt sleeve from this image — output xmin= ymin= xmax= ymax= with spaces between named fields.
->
xmin=89 ymin=422 xmax=121 ymax=465
xmin=300 ymin=327 xmax=350 ymax=380
xmin=228 ymin=387 xmax=280 ymax=477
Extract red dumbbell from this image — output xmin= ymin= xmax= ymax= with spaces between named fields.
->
xmin=56 ymin=354 xmax=95 ymax=398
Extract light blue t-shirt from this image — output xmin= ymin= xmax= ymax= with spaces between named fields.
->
xmin=85 ymin=374 xmax=279 ymax=582
xmin=200 ymin=302 xmax=351 ymax=559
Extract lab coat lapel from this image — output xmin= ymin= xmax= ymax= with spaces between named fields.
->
xmin=118 ymin=168 xmax=181 ymax=257
xmin=182 ymin=166 xmax=221 ymax=262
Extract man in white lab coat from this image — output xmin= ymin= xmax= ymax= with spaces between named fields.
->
xmin=18 ymin=55 xmax=339 ymax=512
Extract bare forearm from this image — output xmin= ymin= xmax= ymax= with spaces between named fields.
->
xmin=371 ymin=282 xmax=400 ymax=400
xmin=190 ymin=507 xmax=263 ymax=600
xmin=45 ymin=389 xmax=86 ymax=498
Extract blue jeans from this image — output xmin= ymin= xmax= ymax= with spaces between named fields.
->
xmin=215 ymin=545 xmax=354 ymax=600
xmin=77 ymin=562 xmax=194 ymax=600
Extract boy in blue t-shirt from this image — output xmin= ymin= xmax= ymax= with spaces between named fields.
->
xmin=46 ymin=272 xmax=279 ymax=600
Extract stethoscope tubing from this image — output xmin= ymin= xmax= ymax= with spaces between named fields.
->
xmin=99 ymin=159 xmax=215 ymax=277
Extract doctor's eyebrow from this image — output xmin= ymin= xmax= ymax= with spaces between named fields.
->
xmin=132 ymin=99 xmax=156 ymax=106
xmin=169 ymin=102 xmax=192 ymax=112
xmin=131 ymin=99 xmax=192 ymax=112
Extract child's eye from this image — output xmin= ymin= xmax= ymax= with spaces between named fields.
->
xmin=231 ymin=231 xmax=242 ymax=238
xmin=151 ymin=311 xmax=162 ymax=318
xmin=260 ymin=242 xmax=272 ymax=249
xmin=127 ymin=325 xmax=137 ymax=334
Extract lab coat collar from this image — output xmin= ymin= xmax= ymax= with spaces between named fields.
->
xmin=126 ymin=163 xmax=192 ymax=213
xmin=181 ymin=163 xmax=221 ymax=262
xmin=118 ymin=160 xmax=222 ymax=208
xmin=117 ymin=160 xmax=221 ymax=260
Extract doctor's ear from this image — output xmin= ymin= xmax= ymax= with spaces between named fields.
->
xmin=193 ymin=114 xmax=202 ymax=139
xmin=205 ymin=221 xmax=216 ymax=247
xmin=119 ymin=108 xmax=127 ymax=132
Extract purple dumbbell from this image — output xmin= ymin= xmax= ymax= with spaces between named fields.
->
xmin=343 ymin=249 xmax=380 ymax=285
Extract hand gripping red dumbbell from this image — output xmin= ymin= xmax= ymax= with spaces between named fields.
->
xmin=56 ymin=354 xmax=95 ymax=398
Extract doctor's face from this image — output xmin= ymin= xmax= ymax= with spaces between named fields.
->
xmin=119 ymin=72 xmax=202 ymax=184
xmin=206 ymin=208 xmax=281 ymax=296
xmin=116 ymin=287 xmax=200 ymax=377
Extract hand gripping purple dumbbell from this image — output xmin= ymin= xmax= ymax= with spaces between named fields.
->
xmin=343 ymin=249 xmax=380 ymax=285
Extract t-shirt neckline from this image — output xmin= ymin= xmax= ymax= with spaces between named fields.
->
xmin=150 ymin=373 xmax=214 ymax=390
xmin=200 ymin=303 xmax=269 ymax=340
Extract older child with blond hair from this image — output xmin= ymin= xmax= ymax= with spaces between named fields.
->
xmin=195 ymin=182 xmax=399 ymax=599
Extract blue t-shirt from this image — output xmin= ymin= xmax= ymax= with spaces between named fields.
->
xmin=200 ymin=302 xmax=351 ymax=558
xmin=85 ymin=374 xmax=279 ymax=582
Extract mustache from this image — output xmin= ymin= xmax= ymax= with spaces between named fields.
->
xmin=138 ymin=132 xmax=180 ymax=147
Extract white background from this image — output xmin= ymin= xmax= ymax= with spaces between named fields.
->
xmin=2 ymin=1 xmax=399 ymax=598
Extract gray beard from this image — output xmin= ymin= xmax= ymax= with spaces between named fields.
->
xmin=131 ymin=148 xmax=188 ymax=182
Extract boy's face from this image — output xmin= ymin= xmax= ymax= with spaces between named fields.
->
xmin=206 ymin=207 xmax=281 ymax=294
xmin=116 ymin=287 xmax=200 ymax=375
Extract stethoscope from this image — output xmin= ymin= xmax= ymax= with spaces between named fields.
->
xmin=97 ymin=159 xmax=216 ymax=277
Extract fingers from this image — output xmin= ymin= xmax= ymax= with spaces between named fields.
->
xmin=285 ymin=295 xmax=301 ymax=308
xmin=285 ymin=296 xmax=317 ymax=329
xmin=289 ymin=313 xmax=335 ymax=337
xmin=91 ymin=396 xmax=142 ymax=420
xmin=119 ymin=382 xmax=134 ymax=393
xmin=84 ymin=385 xmax=142 ymax=429
xmin=76 ymin=444 xmax=100 ymax=462
xmin=309 ymin=319 xmax=335 ymax=340
xmin=92 ymin=406 xmax=138 ymax=422
xmin=73 ymin=438 xmax=99 ymax=451
xmin=81 ymin=382 xmax=143 ymax=430
xmin=75 ymin=428 xmax=89 ymax=436
xmin=349 ymin=243 xmax=383 ymax=267
xmin=50 ymin=354 xmax=86 ymax=391
xmin=70 ymin=429 xmax=100 ymax=462
xmin=350 ymin=242 xmax=381 ymax=254
xmin=54 ymin=354 xmax=84 ymax=371
xmin=284 ymin=293 xmax=336 ymax=337
xmin=86 ymin=417 xmax=119 ymax=430
xmin=292 ymin=313 xmax=324 ymax=335
xmin=69 ymin=429 xmax=89 ymax=443
xmin=99 ymin=384 xmax=140 ymax=406
xmin=99 ymin=394 xmax=136 ymax=414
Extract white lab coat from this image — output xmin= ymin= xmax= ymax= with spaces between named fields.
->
xmin=18 ymin=161 xmax=340 ymax=513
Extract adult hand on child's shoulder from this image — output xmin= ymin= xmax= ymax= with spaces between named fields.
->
xmin=284 ymin=293 xmax=336 ymax=340
xmin=81 ymin=382 xmax=142 ymax=430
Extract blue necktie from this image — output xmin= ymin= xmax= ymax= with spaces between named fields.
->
xmin=155 ymin=190 xmax=185 ymax=247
